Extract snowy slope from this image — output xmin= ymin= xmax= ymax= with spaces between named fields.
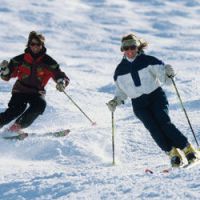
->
xmin=0 ymin=0 xmax=200 ymax=199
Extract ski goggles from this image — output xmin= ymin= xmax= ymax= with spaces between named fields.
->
xmin=30 ymin=42 xmax=42 ymax=47
xmin=123 ymin=45 xmax=137 ymax=51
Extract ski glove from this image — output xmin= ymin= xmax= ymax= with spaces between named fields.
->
xmin=56 ymin=78 xmax=68 ymax=92
xmin=107 ymin=97 xmax=123 ymax=112
xmin=165 ymin=64 xmax=175 ymax=78
xmin=0 ymin=60 xmax=9 ymax=76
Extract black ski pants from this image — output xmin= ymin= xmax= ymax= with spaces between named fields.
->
xmin=0 ymin=93 xmax=46 ymax=129
xmin=132 ymin=87 xmax=188 ymax=152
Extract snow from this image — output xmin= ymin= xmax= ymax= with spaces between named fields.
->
xmin=0 ymin=0 xmax=200 ymax=199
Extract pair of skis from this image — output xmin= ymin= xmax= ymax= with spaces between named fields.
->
xmin=1 ymin=90 xmax=96 ymax=141
xmin=2 ymin=129 xmax=70 ymax=140
xmin=145 ymin=158 xmax=200 ymax=174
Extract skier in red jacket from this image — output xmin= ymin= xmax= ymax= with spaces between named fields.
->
xmin=0 ymin=31 xmax=69 ymax=134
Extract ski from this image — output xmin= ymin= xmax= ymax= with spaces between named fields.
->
xmin=182 ymin=158 xmax=200 ymax=169
xmin=145 ymin=167 xmax=178 ymax=174
xmin=2 ymin=129 xmax=70 ymax=140
xmin=37 ymin=129 xmax=70 ymax=138
xmin=3 ymin=132 xmax=28 ymax=140
xmin=145 ymin=159 xmax=200 ymax=174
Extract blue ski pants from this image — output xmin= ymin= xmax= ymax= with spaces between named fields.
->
xmin=132 ymin=87 xmax=188 ymax=152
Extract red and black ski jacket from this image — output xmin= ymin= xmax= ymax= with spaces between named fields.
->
xmin=2 ymin=48 xmax=69 ymax=94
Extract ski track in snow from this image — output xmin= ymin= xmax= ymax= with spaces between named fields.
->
xmin=0 ymin=0 xmax=200 ymax=199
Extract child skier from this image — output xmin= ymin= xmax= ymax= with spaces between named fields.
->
xmin=0 ymin=31 xmax=69 ymax=135
xmin=107 ymin=33 xmax=199 ymax=167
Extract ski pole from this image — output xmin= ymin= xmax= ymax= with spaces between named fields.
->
xmin=111 ymin=111 xmax=115 ymax=165
xmin=170 ymin=77 xmax=199 ymax=147
xmin=62 ymin=90 xmax=96 ymax=125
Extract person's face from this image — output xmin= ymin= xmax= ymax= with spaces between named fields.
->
xmin=29 ymin=39 xmax=43 ymax=54
xmin=123 ymin=45 xmax=138 ymax=59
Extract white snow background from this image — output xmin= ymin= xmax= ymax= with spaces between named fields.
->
xmin=0 ymin=0 xmax=200 ymax=199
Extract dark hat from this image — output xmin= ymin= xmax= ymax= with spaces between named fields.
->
xmin=27 ymin=31 xmax=45 ymax=46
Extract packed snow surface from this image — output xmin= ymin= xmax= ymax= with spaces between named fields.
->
xmin=0 ymin=0 xmax=200 ymax=199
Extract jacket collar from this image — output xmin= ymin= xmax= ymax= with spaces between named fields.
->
xmin=24 ymin=47 xmax=46 ymax=64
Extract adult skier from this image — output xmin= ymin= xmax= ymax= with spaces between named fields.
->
xmin=107 ymin=33 xmax=199 ymax=167
xmin=0 ymin=31 xmax=69 ymax=135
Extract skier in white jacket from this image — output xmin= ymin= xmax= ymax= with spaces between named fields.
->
xmin=107 ymin=33 xmax=198 ymax=167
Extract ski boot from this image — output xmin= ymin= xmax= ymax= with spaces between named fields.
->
xmin=7 ymin=123 xmax=28 ymax=140
xmin=168 ymin=147 xmax=183 ymax=167
xmin=9 ymin=123 xmax=22 ymax=133
xmin=183 ymin=144 xmax=198 ymax=164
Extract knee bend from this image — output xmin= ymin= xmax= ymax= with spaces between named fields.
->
xmin=37 ymin=100 xmax=46 ymax=114
xmin=159 ymin=120 xmax=172 ymax=127
xmin=31 ymin=99 xmax=46 ymax=114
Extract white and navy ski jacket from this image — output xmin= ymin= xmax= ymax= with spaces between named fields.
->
xmin=114 ymin=53 xmax=171 ymax=101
